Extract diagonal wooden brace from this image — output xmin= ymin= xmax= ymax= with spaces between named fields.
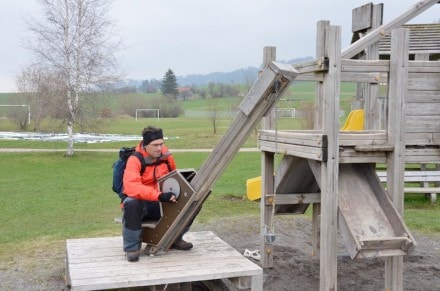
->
xmin=144 ymin=61 xmax=298 ymax=254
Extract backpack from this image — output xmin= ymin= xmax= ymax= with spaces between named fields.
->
xmin=112 ymin=147 xmax=146 ymax=201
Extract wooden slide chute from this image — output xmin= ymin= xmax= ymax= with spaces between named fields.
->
xmin=337 ymin=163 xmax=415 ymax=259
xmin=269 ymin=156 xmax=416 ymax=259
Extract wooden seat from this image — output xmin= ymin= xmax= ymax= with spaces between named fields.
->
xmin=376 ymin=170 xmax=439 ymax=203
xmin=113 ymin=217 xmax=158 ymax=229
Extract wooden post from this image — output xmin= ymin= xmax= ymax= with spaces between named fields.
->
xmin=311 ymin=20 xmax=329 ymax=259
xmin=385 ymin=28 xmax=410 ymax=291
xmin=435 ymin=164 xmax=440 ymax=204
xmin=262 ymin=46 xmax=277 ymax=129
xmin=260 ymin=46 xmax=276 ymax=268
xmin=314 ymin=20 xmax=329 ymax=130
xmin=260 ymin=151 xmax=275 ymax=268
xmin=319 ymin=24 xmax=341 ymax=291
xmin=363 ymin=4 xmax=383 ymax=130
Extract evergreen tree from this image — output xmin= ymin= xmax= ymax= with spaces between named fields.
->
xmin=161 ymin=69 xmax=179 ymax=98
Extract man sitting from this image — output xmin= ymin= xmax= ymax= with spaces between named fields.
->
xmin=122 ymin=126 xmax=193 ymax=262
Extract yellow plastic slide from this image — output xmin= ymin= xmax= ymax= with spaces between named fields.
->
xmin=341 ymin=109 xmax=364 ymax=131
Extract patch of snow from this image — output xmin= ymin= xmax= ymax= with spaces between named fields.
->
xmin=0 ymin=132 xmax=179 ymax=144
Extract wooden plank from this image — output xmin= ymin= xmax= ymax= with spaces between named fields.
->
xmin=385 ymin=27 xmax=410 ymax=291
xmin=406 ymin=103 xmax=440 ymax=116
xmin=259 ymin=129 xmax=326 ymax=146
xmin=311 ymin=20 xmax=329 ymax=262
xmin=377 ymin=171 xmax=440 ymax=181
xmin=359 ymin=237 xmax=412 ymax=250
xmin=260 ymin=151 xmax=274 ymax=268
xmin=405 ymin=148 xmax=440 ymax=163
xmin=376 ymin=169 xmax=440 ymax=202
xmin=409 ymin=61 xmax=440 ymax=73
xmin=274 ymin=155 xmax=319 ymax=214
xmin=405 ymin=132 xmax=437 ymax=145
xmin=66 ymin=231 xmax=262 ymax=291
xmin=262 ymin=46 xmax=277 ymax=130
xmin=339 ymin=131 xmax=388 ymax=146
xmin=406 ymin=90 xmax=440 ymax=103
xmin=260 ymin=47 xmax=276 ymax=269
xmin=341 ymin=72 xmax=387 ymax=83
xmin=341 ymin=59 xmax=390 ymax=72
xmin=265 ymin=193 xmax=320 ymax=205
xmin=405 ymin=116 xmax=440 ymax=133
xmin=339 ymin=155 xmax=387 ymax=164
xmin=319 ymin=24 xmax=341 ymax=291
xmin=352 ymin=3 xmax=373 ymax=32
xmin=363 ymin=3 xmax=383 ymax=130
xmin=407 ymin=72 xmax=440 ymax=90
xmin=403 ymin=187 xmax=440 ymax=193
xmin=292 ymin=57 xmax=328 ymax=74
xmin=259 ymin=140 xmax=325 ymax=161
xmin=295 ymin=72 xmax=324 ymax=82
xmin=315 ymin=20 xmax=330 ymax=130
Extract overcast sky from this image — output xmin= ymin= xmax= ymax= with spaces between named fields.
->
xmin=0 ymin=0 xmax=438 ymax=92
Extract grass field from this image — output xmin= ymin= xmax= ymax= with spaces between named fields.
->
xmin=0 ymin=149 xmax=438 ymax=257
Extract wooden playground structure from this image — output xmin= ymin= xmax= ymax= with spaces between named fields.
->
xmin=259 ymin=1 xmax=439 ymax=290
xmin=65 ymin=1 xmax=438 ymax=290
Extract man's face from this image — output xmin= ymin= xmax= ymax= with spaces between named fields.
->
xmin=144 ymin=139 xmax=164 ymax=158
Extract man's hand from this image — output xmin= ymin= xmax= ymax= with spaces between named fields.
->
xmin=158 ymin=192 xmax=177 ymax=203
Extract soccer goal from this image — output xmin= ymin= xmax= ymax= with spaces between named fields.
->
xmin=277 ymin=108 xmax=296 ymax=118
xmin=135 ymin=109 xmax=160 ymax=122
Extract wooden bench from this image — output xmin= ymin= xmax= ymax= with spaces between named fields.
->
xmin=376 ymin=170 xmax=439 ymax=204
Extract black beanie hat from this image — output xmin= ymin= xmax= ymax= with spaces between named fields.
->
xmin=143 ymin=128 xmax=163 ymax=146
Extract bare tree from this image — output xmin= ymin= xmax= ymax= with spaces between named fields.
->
xmin=208 ymin=98 xmax=220 ymax=134
xmin=25 ymin=0 xmax=121 ymax=155
xmin=15 ymin=64 xmax=61 ymax=131
xmin=243 ymin=69 xmax=257 ymax=91
xmin=6 ymin=102 xmax=30 ymax=131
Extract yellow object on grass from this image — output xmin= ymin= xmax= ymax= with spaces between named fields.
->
xmin=246 ymin=176 xmax=261 ymax=201
xmin=341 ymin=109 xmax=364 ymax=131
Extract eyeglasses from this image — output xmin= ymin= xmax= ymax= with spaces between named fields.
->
xmin=148 ymin=142 xmax=164 ymax=148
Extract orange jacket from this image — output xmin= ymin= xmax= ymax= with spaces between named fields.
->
xmin=122 ymin=142 xmax=176 ymax=201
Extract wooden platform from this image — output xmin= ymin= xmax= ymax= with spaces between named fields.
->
xmin=66 ymin=231 xmax=263 ymax=290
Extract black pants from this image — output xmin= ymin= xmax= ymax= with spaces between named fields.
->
xmin=122 ymin=197 xmax=194 ymax=251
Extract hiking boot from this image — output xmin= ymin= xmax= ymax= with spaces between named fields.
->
xmin=170 ymin=239 xmax=193 ymax=251
xmin=125 ymin=250 xmax=140 ymax=262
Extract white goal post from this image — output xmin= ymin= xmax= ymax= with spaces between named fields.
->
xmin=135 ymin=109 xmax=160 ymax=122
xmin=277 ymin=108 xmax=296 ymax=118
xmin=0 ymin=105 xmax=31 ymax=124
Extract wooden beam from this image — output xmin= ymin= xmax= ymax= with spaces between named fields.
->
xmin=319 ymin=24 xmax=341 ymax=291
xmin=260 ymin=47 xmax=277 ymax=269
xmin=264 ymin=193 xmax=321 ymax=205
xmin=385 ymin=27 xmax=410 ymax=291
xmin=260 ymin=151 xmax=275 ymax=268
xmin=293 ymin=57 xmax=328 ymax=74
